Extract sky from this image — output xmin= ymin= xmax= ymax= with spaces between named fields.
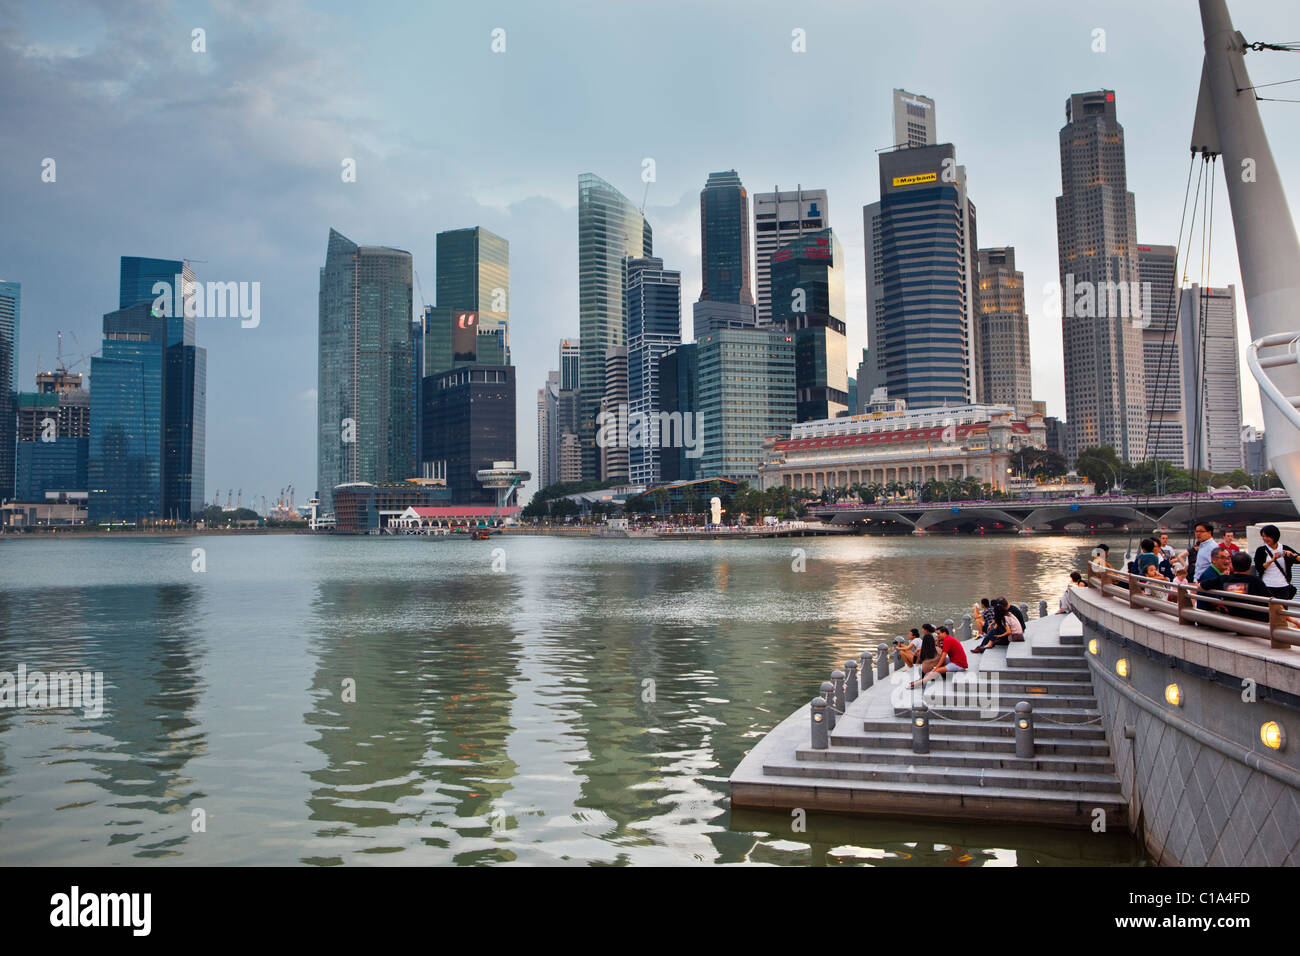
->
xmin=4 ymin=0 xmax=1300 ymax=506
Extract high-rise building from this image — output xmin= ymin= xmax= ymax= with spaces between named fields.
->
xmin=119 ymin=256 xmax=205 ymax=519
xmin=700 ymin=171 xmax=754 ymax=306
xmin=559 ymin=339 xmax=580 ymax=392
xmin=976 ymin=248 xmax=1033 ymax=418
xmin=893 ymin=89 xmax=936 ymax=149
xmin=538 ymin=371 xmax=560 ymax=490
xmin=600 ymin=346 xmax=629 ymax=482
xmin=1180 ymin=285 xmax=1244 ymax=473
xmin=421 ymin=365 xmax=515 ymax=504
xmin=435 ymin=227 xmax=509 ymax=349
xmin=578 ymin=173 xmax=652 ymax=479
xmin=1242 ymin=425 xmax=1269 ymax=475
xmin=624 ymin=257 xmax=682 ymax=485
xmin=659 ymin=343 xmax=698 ymax=483
xmin=88 ymin=303 xmax=167 ymax=523
xmin=1137 ymin=244 xmax=1186 ymax=465
xmin=317 ymin=229 xmax=415 ymax=515
xmin=770 ymin=229 xmax=849 ymax=422
xmin=1056 ymin=90 xmax=1147 ymax=462
xmin=753 ymin=186 xmax=828 ymax=325
xmin=15 ymin=368 xmax=89 ymax=502
xmin=865 ymin=142 xmax=978 ymax=408
xmin=854 ymin=348 xmax=871 ymax=414
xmin=0 ymin=281 xmax=18 ymax=501
xmin=696 ymin=328 xmax=796 ymax=480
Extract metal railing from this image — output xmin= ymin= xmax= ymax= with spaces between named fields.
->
xmin=1247 ymin=330 xmax=1300 ymax=433
xmin=1084 ymin=566 xmax=1300 ymax=650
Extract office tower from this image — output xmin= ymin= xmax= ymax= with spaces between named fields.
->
xmin=976 ymin=248 xmax=1033 ymax=418
xmin=855 ymin=348 xmax=871 ymax=414
xmin=1056 ymin=90 xmax=1147 ymax=462
xmin=845 ymin=377 xmax=857 ymax=419
xmin=1242 ymin=425 xmax=1268 ymax=475
xmin=0 ymin=281 xmax=17 ymax=500
xmin=88 ymin=303 xmax=167 ymax=522
xmin=864 ymin=142 xmax=978 ymax=408
xmin=1180 ymin=285 xmax=1244 ymax=472
xmin=1044 ymin=416 xmax=1066 ymax=456
xmin=1137 ymin=244 xmax=1185 ymax=465
xmin=119 ymin=256 xmax=205 ymax=519
xmin=600 ymin=346 xmax=629 ymax=481
xmin=557 ymin=433 xmax=582 ymax=484
xmin=538 ymin=371 xmax=560 ymax=489
xmin=624 ymin=257 xmax=682 ymax=485
xmin=421 ymin=365 xmax=515 ymax=504
xmin=700 ymin=171 xmax=754 ymax=305
xmin=421 ymin=305 xmax=484 ymax=378
xmin=753 ymin=186 xmax=828 ymax=325
xmin=696 ymin=328 xmax=796 ymax=480
xmin=659 ymin=343 xmax=698 ymax=483
xmin=893 ymin=89 xmax=936 ymax=148
xmin=435 ymin=227 xmax=509 ymax=349
xmin=692 ymin=300 xmax=756 ymax=340
xmin=769 ymin=228 xmax=849 ymax=421
xmin=317 ymin=228 xmax=415 ymax=515
xmin=578 ymin=173 xmax=652 ymax=479
xmin=559 ymin=339 xmax=580 ymax=392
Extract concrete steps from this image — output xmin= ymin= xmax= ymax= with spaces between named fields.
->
xmin=858 ymin=716 xmax=1106 ymax=739
xmin=797 ymin=743 xmax=1115 ymax=773
xmin=762 ymin=757 xmax=1122 ymax=793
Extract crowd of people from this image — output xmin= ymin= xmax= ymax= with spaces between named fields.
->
xmin=1087 ymin=522 xmax=1299 ymax=622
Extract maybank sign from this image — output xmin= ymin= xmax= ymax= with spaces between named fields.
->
xmin=892 ymin=172 xmax=938 ymax=187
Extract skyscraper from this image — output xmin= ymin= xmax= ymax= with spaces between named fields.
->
xmin=624 ymin=256 xmax=682 ymax=485
xmin=422 ymin=365 xmax=515 ymax=504
xmin=753 ymin=186 xmax=828 ymax=325
xmin=577 ymin=173 xmax=652 ymax=479
xmin=700 ymin=171 xmax=754 ymax=305
xmin=1138 ymin=244 xmax=1186 ymax=465
xmin=435 ymin=227 xmax=510 ymax=352
xmin=1180 ymin=285 xmax=1245 ymax=473
xmin=696 ymin=328 xmax=796 ymax=480
xmin=976 ymin=248 xmax=1033 ymax=418
xmin=559 ymin=339 xmax=580 ymax=392
xmin=659 ymin=343 xmax=698 ymax=483
xmin=864 ymin=143 xmax=979 ymax=408
xmin=15 ymin=365 xmax=89 ymax=502
xmin=317 ymin=228 xmax=415 ymax=515
xmin=892 ymin=89 xmax=936 ymax=148
xmin=538 ymin=370 xmax=560 ymax=490
xmin=600 ymin=345 xmax=629 ymax=482
xmin=0 ymin=281 xmax=18 ymax=501
xmin=769 ymin=229 xmax=849 ymax=422
xmin=1056 ymin=90 xmax=1147 ymax=462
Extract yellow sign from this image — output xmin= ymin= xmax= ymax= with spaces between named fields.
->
xmin=892 ymin=172 xmax=938 ymax=187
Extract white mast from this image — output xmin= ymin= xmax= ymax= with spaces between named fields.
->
xmin=1194 ymin=0 xmax=1300 ymax=500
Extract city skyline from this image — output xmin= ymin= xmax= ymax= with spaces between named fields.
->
xmin=5 ymin=1 xmax=1299 ymax=501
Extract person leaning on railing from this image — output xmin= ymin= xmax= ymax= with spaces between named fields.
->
xmin=1255 ymin=524 xmax=1300 ymax=600
xmin=1200 ymin=551 xmax=1272 ymax=623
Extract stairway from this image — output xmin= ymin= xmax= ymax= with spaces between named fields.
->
xmin=741 ymin=614 xmax=1128 ymax=828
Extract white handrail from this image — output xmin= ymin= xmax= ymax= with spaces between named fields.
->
xmin=1247 ymin=331 xmax=1300 ymax=431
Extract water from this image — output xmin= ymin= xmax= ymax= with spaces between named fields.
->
xmin=0 ymin=533 xmax=1148 ymax=865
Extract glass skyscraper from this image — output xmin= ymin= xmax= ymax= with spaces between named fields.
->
xmin=696 ymin=328 xmax=796 ymax=480
xmin=700 ymin=171 xmax=753 ymax=306
xmin=0 ymin=281 xmax=18 ymax=500
xmin=578 ymin=173 xmax=652 ymax=479
xmin=317 ymin=228 xmax=415 ymax=515
xmin=770 ymin=229 xmax=849 ymax=422
xmin=436 ymin=227 xmax=509 ymax=349
xmin=624 ymin=257 xmax=681 ymax=485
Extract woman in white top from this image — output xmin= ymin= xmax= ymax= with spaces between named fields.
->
xmin=1254 ymin=524 xmax=1299 ymax=600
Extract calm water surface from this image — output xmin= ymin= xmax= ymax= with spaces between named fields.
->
xmin=0 ymin=533 xmax=1148 ymax=865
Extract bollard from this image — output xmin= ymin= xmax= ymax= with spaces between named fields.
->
xmin=959 ymin=614 xmax=972 ymax=641
xmin=860 ymin=650 xmax=873 ymax=691
xmin=1038 ymin=599 xmax=1048 ymax=618
xmin=1015 ymin=701 xmax=1035 ymax=758
xmin=830 ymin=669 xmax=846 ymax=712
xmin=1018 ymin=603 xmax=1029 ymax=621
xmin=911 ymin=707 xmax=930 ymax=754
xmin=844 ymin=660 xmax=859 ymax=703
xmin=820 ymin=681 xmax=837 ymax=731
xmin=943 ymin=618 xmax=955 ymax=636
xmin=810 ymin=697 xmax=829 ymax=749
xmin=876 ymin=643 xmax=890 ymax=681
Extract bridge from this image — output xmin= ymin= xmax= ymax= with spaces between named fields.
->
xmin=807 ymin=490 xmax=1298 ymax=534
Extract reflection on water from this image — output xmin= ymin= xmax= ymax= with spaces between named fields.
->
xmin=0 ymin=533 xmax=1148 ymax=865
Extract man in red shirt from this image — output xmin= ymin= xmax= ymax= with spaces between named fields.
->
xmin=1222 ymin=530 xmax=1241 ymax=554
xmin=908 ymin=625 xmax=969 ymax=688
